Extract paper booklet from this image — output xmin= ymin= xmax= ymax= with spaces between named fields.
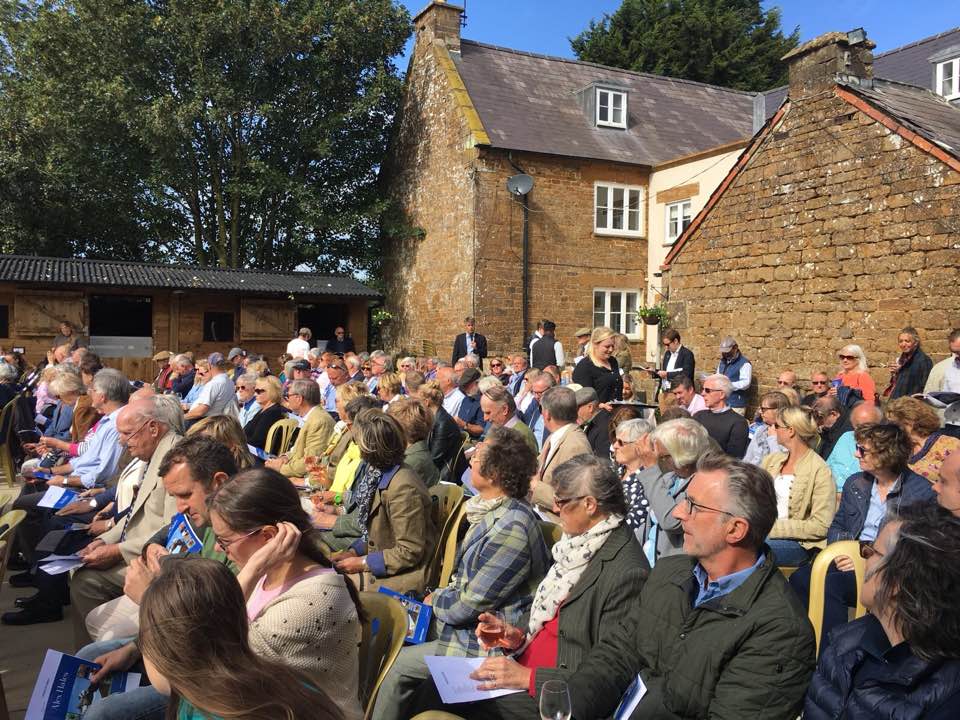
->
xmin=26 ymin=649 xmax=141 ymax=719
xmin=165 ymin=513 xmax=203 ymax=555
xmin=37 ymin=486 xmax=79 ymax=510
xmin=423 ymin=655 xmax=522 ymax=704
xmin=377 ymin=586 xmax=432 ymax=644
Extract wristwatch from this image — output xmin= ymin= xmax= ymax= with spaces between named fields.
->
xmin=361 ymin=557 xmax=369 ymax=571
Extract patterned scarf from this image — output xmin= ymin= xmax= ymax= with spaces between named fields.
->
xmin=526 ymin=514 xmax=624 ymax=641
xmin=354 ymin=464 xmax=382 ymax=545
xmin=621 ymin=470 xmax=650 ymax=531
xmin=464 ymin=494 xmax=506 ymax=526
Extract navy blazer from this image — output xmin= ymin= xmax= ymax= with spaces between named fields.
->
xmin=451 ymin=332 xmax=488 ymax=365
xmin=828 ymin=470 xmax=935 ymax=543
xmin=660 ymin=345 xmax=696 ymax=385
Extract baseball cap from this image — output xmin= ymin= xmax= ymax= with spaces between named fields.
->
xmin=291 ymin=359 xmax=311 ymax=371
xmin=227 ymin=347 xmax=245 ymax=361
xmin=207 ymin=352 xmax=225 ymax=366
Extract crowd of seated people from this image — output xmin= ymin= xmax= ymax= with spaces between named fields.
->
xmin=0 ymin=321 xmax=958 ymax=720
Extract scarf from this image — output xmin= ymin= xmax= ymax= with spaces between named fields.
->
xmin=464 ymin=494 xmax=506 ymax=526
xmin=354 ymin=464 xmax=382 ymax=545
xmin=526 ymin=514 xmax=623 ymax=640
xmin=621 ymin=470 xmax=650 ymax=531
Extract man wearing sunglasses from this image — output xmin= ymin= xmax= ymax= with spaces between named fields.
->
xmin=562 ymin=453 xmax=814 ymax=720
xmin=802 ymin=370 xmax=832 ymax=406
xmin=693 ymin=374 xmax=749 ymax=459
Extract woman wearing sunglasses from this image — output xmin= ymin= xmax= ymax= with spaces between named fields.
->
xmin=804 ymin=503 xmax=960 ymax=719
xmin=208 ymin=467 xmax=364 ymax=720
xmin=830 ymin=344 xmax=876 ymax=406
xmin=789 ymin=422 xmax=935 ymax=653
xmin=242 ymin=375 xmax=287 ymax=455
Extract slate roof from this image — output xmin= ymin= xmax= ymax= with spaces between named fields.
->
xmin=842 ymin=78 xmax=960 ymax=155
xmin=451 ymin=40 xmax=757 ymax=167
xmin=0 ymin=255 xmax=379 ymax=298
xmin=874 ymin=27 xmax=960 ymax=90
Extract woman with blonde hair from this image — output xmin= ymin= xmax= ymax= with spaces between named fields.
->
xmin=572 ymin=326 xmax=623 ymax=404
xmin=242 ymin=375 xmax=286 ymax=454
xmin=886 ymin=396 xmax=960 ymax=483
xmin=188 ymin=414 xmax=255 ymax=469
xmin=762 ymin=406 xmax=836 ymax=566
xmin=831 ymin=343 xmax=876 ymax=406
xmin=743 ymin=390 xmax=792 ymax=466
xmin=377 ymin=371 xmax=403 ymax=405
xmin=138 ymin=558 xmax=345 ymax=720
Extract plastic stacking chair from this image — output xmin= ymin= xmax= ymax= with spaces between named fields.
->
xmin=538 ymin=521 xmax=563 ymax=553
xmin=437 ymin=503 xmax=470 ymax=588
xmin=807 ymin=540 xmax=867 ymax=655
xmin=0 ymin=399 xmax=16 ymax=486
xmin=0 ymin=509 xmax=27 ymax=585
xmin=426 ymin=484 xmax=466 ymax=588
xmin=264 ymin=418 xmax=299 ymax=456
xmin=358 ymin=591 xmax=409 ymax=720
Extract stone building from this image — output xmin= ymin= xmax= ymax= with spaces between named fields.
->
xmin=661 ymin=31 xmax=960 ymax=404
xmin=382 ymin=0 xmax=764 ymax=359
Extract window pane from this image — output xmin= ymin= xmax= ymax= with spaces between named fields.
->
xmin=612 ymin=188 xmax=624 ymax=229
xmin=595 ymin=186 xmax=608 ymax=229
xmin=625 ymin=292 xmax=638 ymax=334
xmin=669 ymin=204 xmax=678 ymax=222
xmin=594 ymin=292 xmax=606 ymax=328
xmin=598 ymin=90 xmax=609 ymax=122
xmin=596 ymin=186 xmax=608 ymax=208
xmin=596 ymin=208 xmax=608 ymax=228
xmin=610 ymin=292 xmax=621 ymax=314
xmin=627 ymin=190 xmax=640 ymax=231
xmin=681 ymin=201 xmax=693 ymax=231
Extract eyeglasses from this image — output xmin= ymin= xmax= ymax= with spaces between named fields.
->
xmin=680 ymin=496 xmax=733 ymax=517
xmin=119 ymin=418 xmax=152 ymax=440
xmin=838 ymin=354 xmax=857 ymax=361
xmin=859 ymin=541 xmax=884 ymax=560
xmin=612 ymin=437 xmax=629 ymax=447
xmin=490 ymin=363 xmax=503 ymax=368
xmin=214 ymin=527 xmax=262 ymax=551
xmin=810 ymin=380 xmax=829 ymax=386
xmin=760 ymin=406 xmax=778 ymax=412
xmin=253 ymin=388 xmax=266 ymax=394
xmin=776 ymin=380 xmax=793 ymax=386
xmin=702 ymin=387 xmax=724 ymax=394
xmin=237 ymin=385 xmax=250 ymax=391
xmin=554 ymin=495 xmax=588 ymax=509
xmin=855 ymin=444 xmax=874 ymax=457
xmin=361 ymin=366 xmax=371 ymax=371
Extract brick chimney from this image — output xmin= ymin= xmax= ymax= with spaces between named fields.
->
xmin=413 ymin=1 xmax=464 ymax=53
xmin=782 ymin=29 xmax=875 ymax=98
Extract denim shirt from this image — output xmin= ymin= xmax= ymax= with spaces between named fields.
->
xmin=692 ymin=553 xmax=765 ymax=607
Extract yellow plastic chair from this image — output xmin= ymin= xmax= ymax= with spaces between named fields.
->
xmin=265 ymin=418 xmax=299 ymax=456
xmin=0 ymin=509 xmax=27 ymax=585
xmin=807 ymin=540 xmax=867 ymax=655
xmin=426 ymin=485 xmax=466 ymax=588
xmin=358 ymin=591 xmax=409 ymax=720
xmin=538 ymin=521 xmax=563 ymax=553
xmin=437 ymin=502 xmax=470 ymax=588
xmin=0 ymin=398 xmax=16 ymax=486
xmin=412 ymin=713 xmax=467 ymax=720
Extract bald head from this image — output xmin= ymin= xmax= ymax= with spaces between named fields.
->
xmin=850 ymin=402 xmax=883 ymax=428
xmin=934 ymin=452 xmax=960 ymax=516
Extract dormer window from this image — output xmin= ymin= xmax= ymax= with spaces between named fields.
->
xmin=596 ymin=88 xmax=627 ymax=128
xmin=936 ymin=58 xmax=959 ymax=100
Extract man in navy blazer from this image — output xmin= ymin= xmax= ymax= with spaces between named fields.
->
xmin=655 ymin=329 xmax=695 ymax=405
xmin=451 ymin=316 xmax=487 ymax=367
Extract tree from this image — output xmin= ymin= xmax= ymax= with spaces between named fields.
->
xmin=0 ymin=0 xmax=411 ymax=274
xmin=570 ymin=0 xmax=799 ymax=92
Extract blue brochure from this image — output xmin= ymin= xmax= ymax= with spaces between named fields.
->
xmin=26 ymin=649 xmax=141 ymax=719
xmin=165 ymin=513 xmax=203 ymax=555
xmin=378 ymin=586 xmax=432 ymax=644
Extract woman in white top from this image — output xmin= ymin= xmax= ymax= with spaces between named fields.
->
xmin=761 ymin=406 xmax=836 ymax=567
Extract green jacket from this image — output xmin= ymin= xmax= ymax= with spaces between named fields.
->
xmin=567 ymin=551 xmax=815 ymax=720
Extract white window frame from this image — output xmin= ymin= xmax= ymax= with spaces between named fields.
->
xmin=593 ymin=288 xmax=641 ymax=339
xmin=595 ymin=87 xmax=627 ymax=128
xmin=594 ymin=182 xmax=644 ymax=237
xmin=664 ymin=199 xmax=693 ymax=245
xmin=936 ymin=58 xmax=960 ymax=100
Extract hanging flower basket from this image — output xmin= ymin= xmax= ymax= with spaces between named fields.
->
xmin=637 ymin=304 xmax=668 ymax=326
xmin=372 ymin=308 xmax=394 ymax=327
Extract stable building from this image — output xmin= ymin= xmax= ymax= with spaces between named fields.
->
xmin=0 ymin=255 xmax=377 ymax=380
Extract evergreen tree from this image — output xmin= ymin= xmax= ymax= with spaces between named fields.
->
xmin=571 ymin=0 xmax=799 ymax=91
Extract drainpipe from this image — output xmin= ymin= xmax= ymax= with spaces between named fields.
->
xmin=507 ymin=153 xmax=531 ymax=350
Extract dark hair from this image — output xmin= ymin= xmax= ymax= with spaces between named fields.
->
xmin=208 ymin=467 xmax=363 ymax=620
xmin=159 ymin=435 xmax=239 ymax=491
xmin=542 ymin=320 xmax=556 ymax=332
xmin=696 ymin=452 xmax=777 ymax=549
xmin=854 ymin=423 xmax=911 ymax=474
xmin=139 ymin=558 xmax=344 ymax=720
xmin=478 ymin=426 xmax=537 ymax=499
xmin=873 ymin=503 xmax=960 ymax=662
xmin=662 ymin=329 xmax=680 ymax=343
xmin=352 ymin=408 xmax=406 ymax=469
xmin=660 ymin=405 xmax=691 ymax=421
xmin=554 ymin=455 xmax=627 ymax=517
xmin=672 ymin=375 xmax=695 ymax=392
xmin=79 ymin=352 xmax=103 ymax=378
xmin=608 ymin=405 xmax=645 ymax=444
xmin=949 ymin=328 xmax=960 ymax=343
xmin=343 ymin=395 xmax=382 ymax=422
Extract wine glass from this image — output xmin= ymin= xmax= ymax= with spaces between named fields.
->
xmin=477 ymin=610 xmax=505 ymax=656
xmin=539 ymin=680 xmax=572 ymax=720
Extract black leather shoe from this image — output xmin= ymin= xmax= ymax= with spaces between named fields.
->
xmin=14 ymin=592 xmax=40 ymax=608
xmin=1 ymin=605 xmax=63 ymax=625
xmin=8 ymin=571 xmax=36 ymax=588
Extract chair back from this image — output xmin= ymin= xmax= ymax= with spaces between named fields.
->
xmin=438 ymin=502 xmax=470 ymax=588
xmin=358 ymin=591 xmax=409 ymax=720
xmin=425 ymin=484 xmax=466 ymax=588
xmin=265 ymin=418 xmax=299 ymax=456
xmin=0 ymin=399 xmax=16 ymax=486
xmin=0 ymin=508 xmax=27 ymax=585
xmin=807 ymin=540 xmax=867 ymax=655
xmin=538 ymin=521 xmax=563 ymax=553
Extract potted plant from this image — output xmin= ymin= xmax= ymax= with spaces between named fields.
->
xmin=372 ymin=308 xmax=394 ymax=327
xmin=637 ymin=304 xmax=669 ymax=326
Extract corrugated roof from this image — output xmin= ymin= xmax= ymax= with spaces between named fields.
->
xmin=452 ymin=40 xmax=756 ymax=166
xmin=874 ymin=27 xmax=960 ymax=90
xmin=0 ymin=255 xmax=379 ymax=298
xmin=842 ymin=78 xmax=960 ymax=155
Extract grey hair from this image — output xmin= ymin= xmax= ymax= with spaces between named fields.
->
xmin=172 ymin=353 xmax=193 ymax=368
xmin=92 ymin=369 xmax=132 ymax=404
xmin=0 ymin=362 xmax=19 ymax=383
xmin=477 ymin=375 xmax=502 ymax=394
xmin=49 ymin=369 xmax=85 ymax=396
xmin=651 ymin=418 xmax=712 ymax=469
xmin=290 ymin=378 xmax=321 ymax=406
xmin=616 ymin=418 xmax=655 ymax=443
xmin=463 ymin=353 xmax=480 ymax=368
xmin=540 ymin=386 xmax=577 ymax=423
xmin=307 ymin=348 xmax=322 ymax=360
xmin=481 ymin=383 xmax=516 ymax=414
xmin=398 ymin=356 xmax=416 ymax=367
xmin=574 ymin=386 xmax=599 ymax=406
xmin=554 ymin=455 xmax=627 ymax=518
xmin=370 ymin=350 xmax=393 ymax=371
xmin=345 ymin=355 xmax=360 ymax=371
xmin=128 ymin=395 xmax=185 ymax=435
xmin=695 ymin=452 xmax=777 ymax=550
xmin=237 ymin=372 xmax=258 ymax=387
xmin=703 ymin=373 xmax=733 ymax=398
xmin=839 ymin=343 xmax=868 ymax=373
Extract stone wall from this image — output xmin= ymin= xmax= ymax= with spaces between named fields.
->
xmin=665 ymin=88 xmax=960 ymax=405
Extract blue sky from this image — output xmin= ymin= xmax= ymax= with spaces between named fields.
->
xmin=396 ymin=1 xmax=953 ymax=69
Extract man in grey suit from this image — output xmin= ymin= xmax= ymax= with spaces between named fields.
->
xmin=70 ymin=395 xmax=183 ymax=646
